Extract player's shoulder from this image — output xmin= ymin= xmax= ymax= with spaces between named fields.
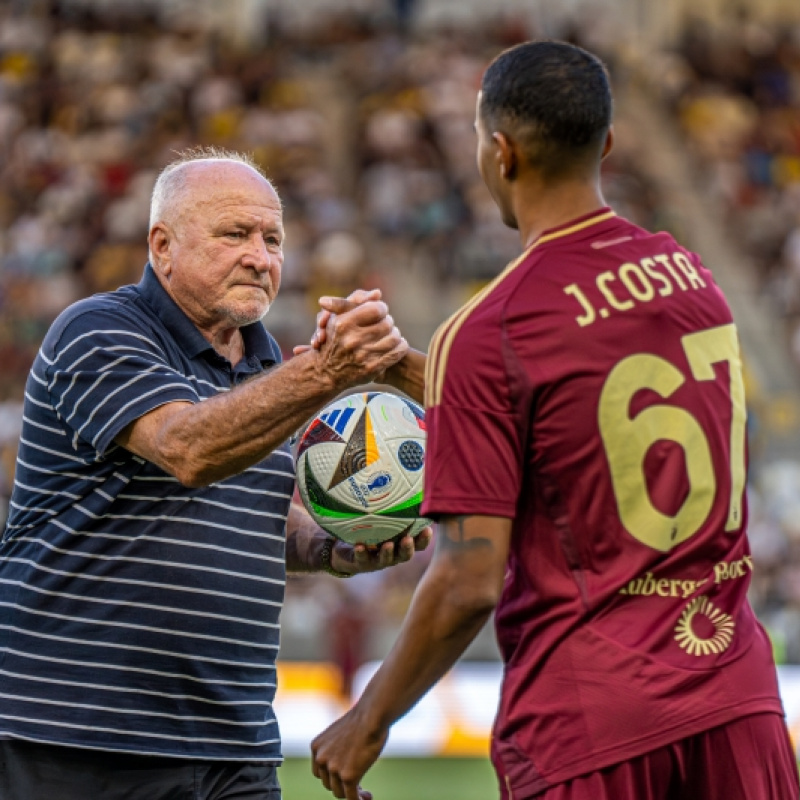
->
xmin=432 ymin=262 xmax=519 ymax=351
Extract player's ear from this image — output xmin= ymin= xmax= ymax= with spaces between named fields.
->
xmin=600 ymin=126 xmax=614 ymax=161
xmin=493 ymin=131 xmax=517 ymax=181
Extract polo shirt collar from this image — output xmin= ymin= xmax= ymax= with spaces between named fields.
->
xmin=136 ymin=263 xmax=281 ymax=366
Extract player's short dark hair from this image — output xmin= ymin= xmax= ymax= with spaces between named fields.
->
xmin=480 ymin=40 xmax=613 ymax=177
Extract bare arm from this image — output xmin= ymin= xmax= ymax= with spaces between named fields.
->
xmin=116 ymin=300 xmax=406 ymax=486
xmin=380 ymin=347 xmax=426 ymax=405
xmin=310 ymin=514 xmax=511 ymax=799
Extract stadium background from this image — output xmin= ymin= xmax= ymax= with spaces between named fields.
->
xmin=0 ymin=0 xmax=798 ymax=796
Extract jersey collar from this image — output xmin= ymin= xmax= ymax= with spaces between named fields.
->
xmin=136 ymin=263 xmax=281 ymax=367
xmin=533 ymin=206 xmax=617 ymax=248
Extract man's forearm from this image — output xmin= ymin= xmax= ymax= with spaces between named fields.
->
xmin=119 ymin=350 xmax=341 ymax=486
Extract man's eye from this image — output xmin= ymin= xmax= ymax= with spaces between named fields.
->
xmin=227 ymin=231 xmax=246 ymax=240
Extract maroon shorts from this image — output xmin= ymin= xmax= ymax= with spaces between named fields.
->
xmin=538 ymin=713 xmax=799 ymax=800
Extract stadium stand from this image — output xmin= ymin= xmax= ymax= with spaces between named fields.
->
xmin=0 ymin=0 xmax=798 ymax=673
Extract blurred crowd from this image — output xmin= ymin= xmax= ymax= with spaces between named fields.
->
xmin=641 ymin=10 xmax=800 ymax=664
xmin=654 ymin=12 xmax=800 ymax=370
xmin=0 ymin=0 xmax=798 ymax=686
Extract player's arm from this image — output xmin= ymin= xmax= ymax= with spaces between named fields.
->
xmin=310 ymin=514 xmax=511 ymax=800
xmin=301 ymin=292 xmax=427 ymax=404
xmin=115 ymin=300 xmax=406 ymax=487
xmin=284 ymin=502 xmax=431 ymax=576
xmin=380 ymin=347 xmax=426 ymax=405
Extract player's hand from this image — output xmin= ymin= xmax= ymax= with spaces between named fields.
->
xmin=293 ymin=289 xmax=382 ymax=356
xmin=311 ymin=704 xmax=388 ymax=800
xmin=332 ymin=527 xmax=432 ymax=576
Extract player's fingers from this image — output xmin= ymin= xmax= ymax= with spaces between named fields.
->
xmin=312 ymin=761 xmax=332 ymax=791
xmin=293 ymin=344 xmax=312 ymax=356
xmin=357 ymin=787 xmax=374 ymax=800
xmin=330 ymin=773 xmax=348 ymax=799
xmin=342 ymin=780 xmax=366 ymax=800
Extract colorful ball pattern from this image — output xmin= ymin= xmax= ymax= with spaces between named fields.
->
xmin=295 ymin=392 xmax=432 ymax=546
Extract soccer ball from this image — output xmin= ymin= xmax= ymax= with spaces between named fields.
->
xmin=295 ymin=391 xmax=432 ymax=546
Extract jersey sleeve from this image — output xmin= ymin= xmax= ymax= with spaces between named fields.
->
xmin=422 ymin=308 xmax=527 ymax=519
xmin=41 ymin=303 xmax=200 ymax=456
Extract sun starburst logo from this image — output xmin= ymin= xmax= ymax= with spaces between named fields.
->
xmin=674 ymin=596 xmax=735 ymax=656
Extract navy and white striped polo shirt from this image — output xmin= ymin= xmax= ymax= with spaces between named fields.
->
xmin=0 ymin=264 xmax=295 ymax=760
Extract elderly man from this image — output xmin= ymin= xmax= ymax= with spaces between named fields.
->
xmin=0 ymin=148 xmax=427 ymax=800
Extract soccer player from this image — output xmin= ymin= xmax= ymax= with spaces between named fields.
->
xmin=309 ymin=40 xmax=800 ymax=800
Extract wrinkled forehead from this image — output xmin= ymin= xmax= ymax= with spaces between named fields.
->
xmin=172 ymin=161 xmax=282 ymax=223
xmin=182 ymin=161 xmax=279 ymax=201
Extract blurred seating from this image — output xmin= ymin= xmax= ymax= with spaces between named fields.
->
xmin=0 ymin=0 xmax=797 ymax=672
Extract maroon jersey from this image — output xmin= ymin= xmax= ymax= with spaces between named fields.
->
xmin=422 ymin=209 xmax=785 ymax=798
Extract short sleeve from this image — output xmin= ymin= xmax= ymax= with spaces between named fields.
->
xmin=422 ymin=308 xmax=527 ymax=519
xmin=43 ymin=304 xmax=200 ymax=456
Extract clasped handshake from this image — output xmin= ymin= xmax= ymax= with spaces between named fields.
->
xmin=293 ymin=288 xmax=408 ymax=389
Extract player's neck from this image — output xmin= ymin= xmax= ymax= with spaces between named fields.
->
xmin=515 ymin=180 xmax=607 ymax=250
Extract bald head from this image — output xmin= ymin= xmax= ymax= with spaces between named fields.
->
xmin=149 ymin=147 xmax=278 ymax=238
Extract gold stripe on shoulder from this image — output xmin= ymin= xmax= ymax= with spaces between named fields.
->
xmin=427 ymin=248 xmax=528 ymax=408
xmin=426 ymin=210 xmax=615 ymax=408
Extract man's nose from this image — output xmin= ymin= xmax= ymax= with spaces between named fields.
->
xmin=244 ymin=235 xmax=272 ymax=272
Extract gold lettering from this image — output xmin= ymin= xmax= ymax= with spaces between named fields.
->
xmin=641 ymin=257 xmax=673 ymax=296
xmin=654 ymin=254 xmax=688 ymax=291
xmin=619 ymin=263 xmax=655 ymax=302
xmin=597 ymin=271 xmax=634 ymax=311
xmin=673 ymin=253 xmax=707 ymax=290
xmin=563 ymin=284 xmax=597 ymax=327
xmin=641 ymin=572 xmax=656 ymax=595
xmin=621 ymin=562 xmax=751 ymax=599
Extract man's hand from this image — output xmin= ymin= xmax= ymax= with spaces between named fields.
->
xmin=308 ymin=292 xmax=407 ymax=390
xmin=331 ymin=527 xmax=433 ymax=576
xmin=295 ymin=290 xmax=427 ymax=403
xmin=311 ymin=703 xmax=388 ymax=800
xmin=285 ymin=504 xmax=432 ymax=576
xmin=294 ymin=289 xmax=381 ymax=356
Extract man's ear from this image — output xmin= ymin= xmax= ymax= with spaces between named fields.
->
xmin=601 ymin=126 xmax=614 ymax=161
xmin=149 ymin=223 xmax=172 ymax=276
xmin=493 ymin=131 xmax=517 ymax=181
